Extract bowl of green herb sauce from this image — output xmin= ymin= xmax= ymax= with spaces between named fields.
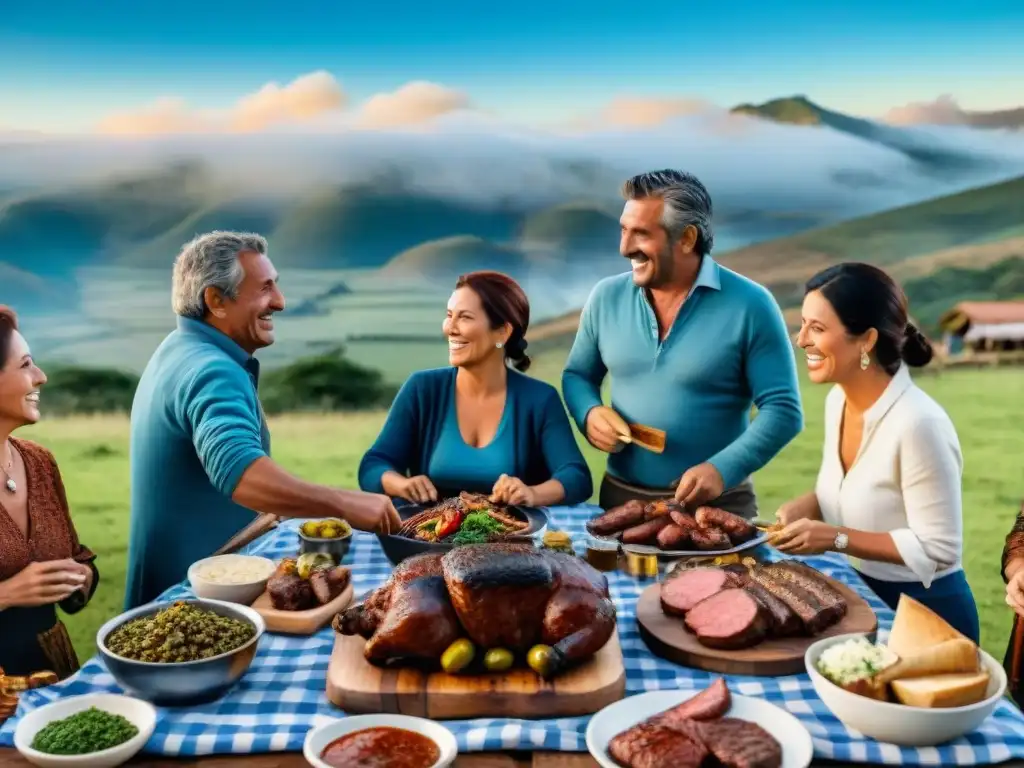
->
xmin=14 ymin=693 xmax=156 ymax=767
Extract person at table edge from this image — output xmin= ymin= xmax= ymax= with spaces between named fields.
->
xmin=0 ymin=305 xmax=97 ymax=678
xmin=358 ymin=270 xmax=592 ymax=508
xmin=1001 ymin=499 xmax=1024 ymax=705
xmin=561 ymin=169 xmax=803 ymax=516
xmin=773 ymin=263 xmax=979 ymax=643
xmin=124 ymin=231 xmax=401 ymax=610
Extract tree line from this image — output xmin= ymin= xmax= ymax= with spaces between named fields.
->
xmin=38 ymin=347 xmax=397 ymax=416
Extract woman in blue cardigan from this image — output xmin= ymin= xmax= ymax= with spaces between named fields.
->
xmin=358 ymin=271 xmax=593 ymax=508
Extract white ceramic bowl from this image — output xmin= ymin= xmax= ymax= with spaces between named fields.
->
xmin=805 ymin=632 xmax=1007 ymax=746
xmin=14 ymin=693 xmax=156 ymax=768
xmin=187 ymin=554 xmax=276 ymax=604
xmin=303 ymin=714 xmax=458 ymax=768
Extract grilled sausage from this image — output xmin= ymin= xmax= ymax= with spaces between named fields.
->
xmin=690 ymin=526 xmax=731 ymax=550
xmin=644 ymin=498 xmax=685 ymax=520
xmin=621 ymin=516 xmax=672 ymax=544
xmin=695 ymin=506 xmax=757 ymax=543
xmin=587 ymin=500 xmax=646 ymax=535
xmin=657 ymin=523 xmax=691 ymax=549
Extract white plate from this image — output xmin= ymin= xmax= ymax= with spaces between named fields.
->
xmin=586 ymin=689 xmax=813 ymax=768
xmin=620 ymin=531 xmax=771 ymax=559
xmin=14 ymin=693 xmax=156 ymax=768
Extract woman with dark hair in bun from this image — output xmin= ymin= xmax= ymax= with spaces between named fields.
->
xmin=771 ymin=262 xmax=979 ymax=641
xmin=358 ymin=271 xmax=592 ymax=508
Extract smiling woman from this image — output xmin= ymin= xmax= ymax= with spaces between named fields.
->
xmin=0 ymin=305 xmax=100 ymax=681
xmin=774 ymin=263 xmax=979 ymax=643
xmin=358 ymin=270 xmax=593 ymax=509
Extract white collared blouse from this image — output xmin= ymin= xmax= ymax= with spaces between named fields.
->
xmin=814 ymin=365 xmax=964 ymax=587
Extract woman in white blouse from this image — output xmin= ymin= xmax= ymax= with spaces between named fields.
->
xmin=772 ymin=262 xmax=979 ymax=643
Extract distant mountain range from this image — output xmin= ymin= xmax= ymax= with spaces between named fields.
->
xmin=730 ymin=96 xmax=1005 ymax=173
xmin=3 ymin=94 xmax=1024 ymax=317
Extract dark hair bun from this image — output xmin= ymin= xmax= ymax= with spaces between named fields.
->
xmin=507 ymin=337 xmax=531 ymax=372
xmin=901 ymin=323 xmax=934 ymax=368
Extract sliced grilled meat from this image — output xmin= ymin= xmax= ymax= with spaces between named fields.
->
xmin=684 ymin=589 xmax=768 ymax=650
xmin=746 ymin=567 xmax=831 ymax=634
xmin=660 ymin=568 xmax=737 ymax=616
xmin=608 ymin=721 xmax=708 ymax=768
xmin=656 ymin=678 xmax=732 ymax=724
xmin=768 ymin=561 xmax=848 ymax=620
xmin=695 ymin=506 xmax=758 ymax=543
xmin=742 ymin=581 xmax=801 ymax=636
xmin=696 ymin=717 xmax=783 ymax=768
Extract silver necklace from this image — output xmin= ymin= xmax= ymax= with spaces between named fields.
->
xmin=1 ymin=441 xmax=15 ymax=494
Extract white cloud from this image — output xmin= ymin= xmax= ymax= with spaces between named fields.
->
xmin=883 ymin=94 xmax=969 ymax=126
xmin=352 ymin=81 xmax=471 ymax=129
xmin=96 ymin=71 xmax=348 ymax=135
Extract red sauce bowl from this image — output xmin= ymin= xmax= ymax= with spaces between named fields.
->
xmin=304 ymin=713 xmax=458 ymax=768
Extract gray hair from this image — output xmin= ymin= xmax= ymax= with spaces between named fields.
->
xmin=171 ymin=231 xmax=268 ymax=318
xmin=621 ymin=170 xmax=714 ymax=256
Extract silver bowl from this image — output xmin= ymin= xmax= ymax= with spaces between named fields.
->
xmin=297 ymin=528 xmax=352 ymax=561
xmin=96 ymin=598 xmax=265 ymax=707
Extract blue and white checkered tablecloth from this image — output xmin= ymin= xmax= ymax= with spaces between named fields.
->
xmin=3 ymin=505 xmax=1024 ymax=764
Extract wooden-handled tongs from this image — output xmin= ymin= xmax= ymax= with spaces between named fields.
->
xmin=213 ymin=513 xmax=282 ymax=556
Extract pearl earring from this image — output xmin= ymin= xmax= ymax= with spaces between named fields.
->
xmin=495 ymin=342 xmax=503 ymax=349
xmin=860 ymin=349 xmax=870 ymax=370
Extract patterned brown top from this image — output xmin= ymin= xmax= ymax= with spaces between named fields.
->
xmin=1003 ymin=498 xmax=1024 ymax=583
xmin=0 ymin=438 xmax=96 ymax=581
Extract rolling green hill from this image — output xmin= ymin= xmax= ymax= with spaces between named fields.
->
xmin=519 ymin=202 xmax=619 ymax=250
xmin=526 ymin=174 xmax=1024 ymax=346
xmin=382 ymin=235 xmax=538 ymax=282
xmin=730 ymin=96 xmax=996 ymax=172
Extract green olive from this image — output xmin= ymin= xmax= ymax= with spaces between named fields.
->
xmin=441 ymin=639 xmax=475 ymax=673
xmin=483 ymin=648 xmax=514 ymax=672
xmin=526 ymin=644 xmax=558 ymax=678
xmin=296 ymin=552 xmax=333 ymax=579
xmin=300 ymin=521 xmax=319 ymax=537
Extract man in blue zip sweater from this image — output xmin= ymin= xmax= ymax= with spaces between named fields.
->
xmin=124 ymin=231 xmax=400 ymax=609
xmin=562 ymin=170 xmax=803 ymax=518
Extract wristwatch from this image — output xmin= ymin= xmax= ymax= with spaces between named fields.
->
xmin=833 ymin=530 xmax=849 ymax=551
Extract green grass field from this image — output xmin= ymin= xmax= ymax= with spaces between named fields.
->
xmin=17 ymin=357 xmax=1024 ymax=667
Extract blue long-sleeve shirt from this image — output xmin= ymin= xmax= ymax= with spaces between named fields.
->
xmin=359 ymin=367 xmax=592 ymax=505
xmin=124 ymin=317 xmax=270 ymax=609
xmin=561 ymin=257 xmax=803 ymax=491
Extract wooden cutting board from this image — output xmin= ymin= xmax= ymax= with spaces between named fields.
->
xmin=636 ymin=575 xmax=878 ymax=677
xmin=326 ymin=629 xmax=626 ymax=718
xmin=252 ymin=583 xmax=354 ymax=635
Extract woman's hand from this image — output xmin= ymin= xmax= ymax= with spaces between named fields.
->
xmin=0 ymin=560 xmax=90 ymax=609
xmin=490 ymin=474 xmax=537 ymax=507
xmin=398 ymin=475 xmax=438 ymax=504
xmin=770 ymin=519 xmax=838 ymax=556
xmin=1007 ymin=570 xmax=1024 ymax=618
xmin=775 ymin=492 xmax=821 ymax=526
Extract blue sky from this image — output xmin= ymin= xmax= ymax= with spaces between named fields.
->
xmin=2 ymin=0 xmax=1022 ymax=132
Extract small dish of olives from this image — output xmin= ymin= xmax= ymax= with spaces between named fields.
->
xmin=298 ymin=518 xmax=353 ymax=561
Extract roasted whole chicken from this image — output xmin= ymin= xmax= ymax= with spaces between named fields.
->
xmin=333 ymin=542 xmax=617 ymax=678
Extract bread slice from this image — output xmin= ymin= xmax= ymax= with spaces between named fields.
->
xmin=890 ymin=672 xmax=991 ymax=708
xmin=874 ymin=638 xmax=980 ymax=684
xmin=886 ymin=595 xmax=970 ymax=658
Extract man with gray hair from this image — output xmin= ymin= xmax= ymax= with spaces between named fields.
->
xmin=124 ymin=231 xmax=400 ymax=609
xmin=562 ymin=170 xmax=802 ymax=518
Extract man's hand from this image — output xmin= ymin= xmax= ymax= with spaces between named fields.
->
xmin=398 ymin=475 xmax=438 ymax=504
xmin=770 ymin=519 xmax=838 ymax=555
xmin=585 ymin=406 xmax=630 ymax=454
xmin=490 ymin=474 xmax=537 ymax=507
xmin=0 ymin=560 xmax=88 ymax=609
xmin=342 ymin=493 xmax=402 ymax=535
xmin=673 ymin=463 xmax=724 ymax=507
